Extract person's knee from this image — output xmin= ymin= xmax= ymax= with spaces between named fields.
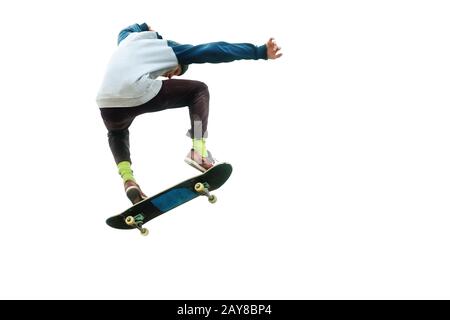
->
xmin=196 ymin=81 xmax=209 ymax=95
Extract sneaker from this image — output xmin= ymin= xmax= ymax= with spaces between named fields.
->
xmin=184 ymin=149 xmax=216 ymax=172
xmin=124 ymin=180 xmax=147 ymax=205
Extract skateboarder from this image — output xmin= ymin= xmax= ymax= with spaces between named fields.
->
xmin=97 ymin=22 xmax=282 ymax=204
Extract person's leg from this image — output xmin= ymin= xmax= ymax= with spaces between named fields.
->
xmin=107 ymin=129 xmax=131 ymax=164
xmin=100 ymin=108 xmax=147 ymax=204
xmin=137 ymin=79 xmax=210 ymax=137
xmin=136 ymin=79 xmax=214 ymax=171
xmin=100 ymin=108 xmax=134 ymax=164
xmin=99 ymin=79 xmax=214 ymax=203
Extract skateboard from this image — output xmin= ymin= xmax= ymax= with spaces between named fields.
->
xmin=106 ymin=162 xmax=233 ymax=236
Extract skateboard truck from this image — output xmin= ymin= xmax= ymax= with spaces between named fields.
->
xmin=125 ymin=214 xmax=149 ymax=236
xmin=194 ymin=182 xmax=217 ymax=203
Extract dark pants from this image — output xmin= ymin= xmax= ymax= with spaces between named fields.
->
xmin=100 ymin=79 xmax=210 ymax=164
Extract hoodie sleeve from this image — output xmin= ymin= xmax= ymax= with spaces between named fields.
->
xmin=169 ymin=41 xmax=268 ymax=64
xmin=117 ymin=23 xmax=151 ymax=45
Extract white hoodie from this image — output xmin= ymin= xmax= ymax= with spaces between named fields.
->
xmin=96 ymin=31 xmax=179 ymax=108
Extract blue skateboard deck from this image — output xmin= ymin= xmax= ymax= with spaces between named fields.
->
xmin=106 ymin=163 xmax=233 ymax=235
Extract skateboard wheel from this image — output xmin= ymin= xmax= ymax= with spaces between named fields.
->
xmin=140 ymin=228 xmax=149 ymax=236
xmin=195 ymin=182 xmax=205 ymax=193
xmin=125 ymin=216 xmax=135 ymax=226
xmin=208 ymin=195 xmax=217 ymax=204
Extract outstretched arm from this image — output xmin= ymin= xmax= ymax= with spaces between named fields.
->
xmin=171 ymin=39 xmax=282 ymax=65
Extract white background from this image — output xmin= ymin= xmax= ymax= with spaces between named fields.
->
xmin=0 ymin=0 xmax=449 ymax=299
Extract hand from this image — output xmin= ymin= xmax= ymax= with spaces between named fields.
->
xmin=162 ymin=65 xmax=182 ymax=79
xmin=266 ymin=38 xmax=282 ymax=60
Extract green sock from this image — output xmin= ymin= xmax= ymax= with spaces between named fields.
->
xmin=193 ymin=138 xmax=208 ymax=157
xmin=117 ymin=161 xmax=135 ymax=182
